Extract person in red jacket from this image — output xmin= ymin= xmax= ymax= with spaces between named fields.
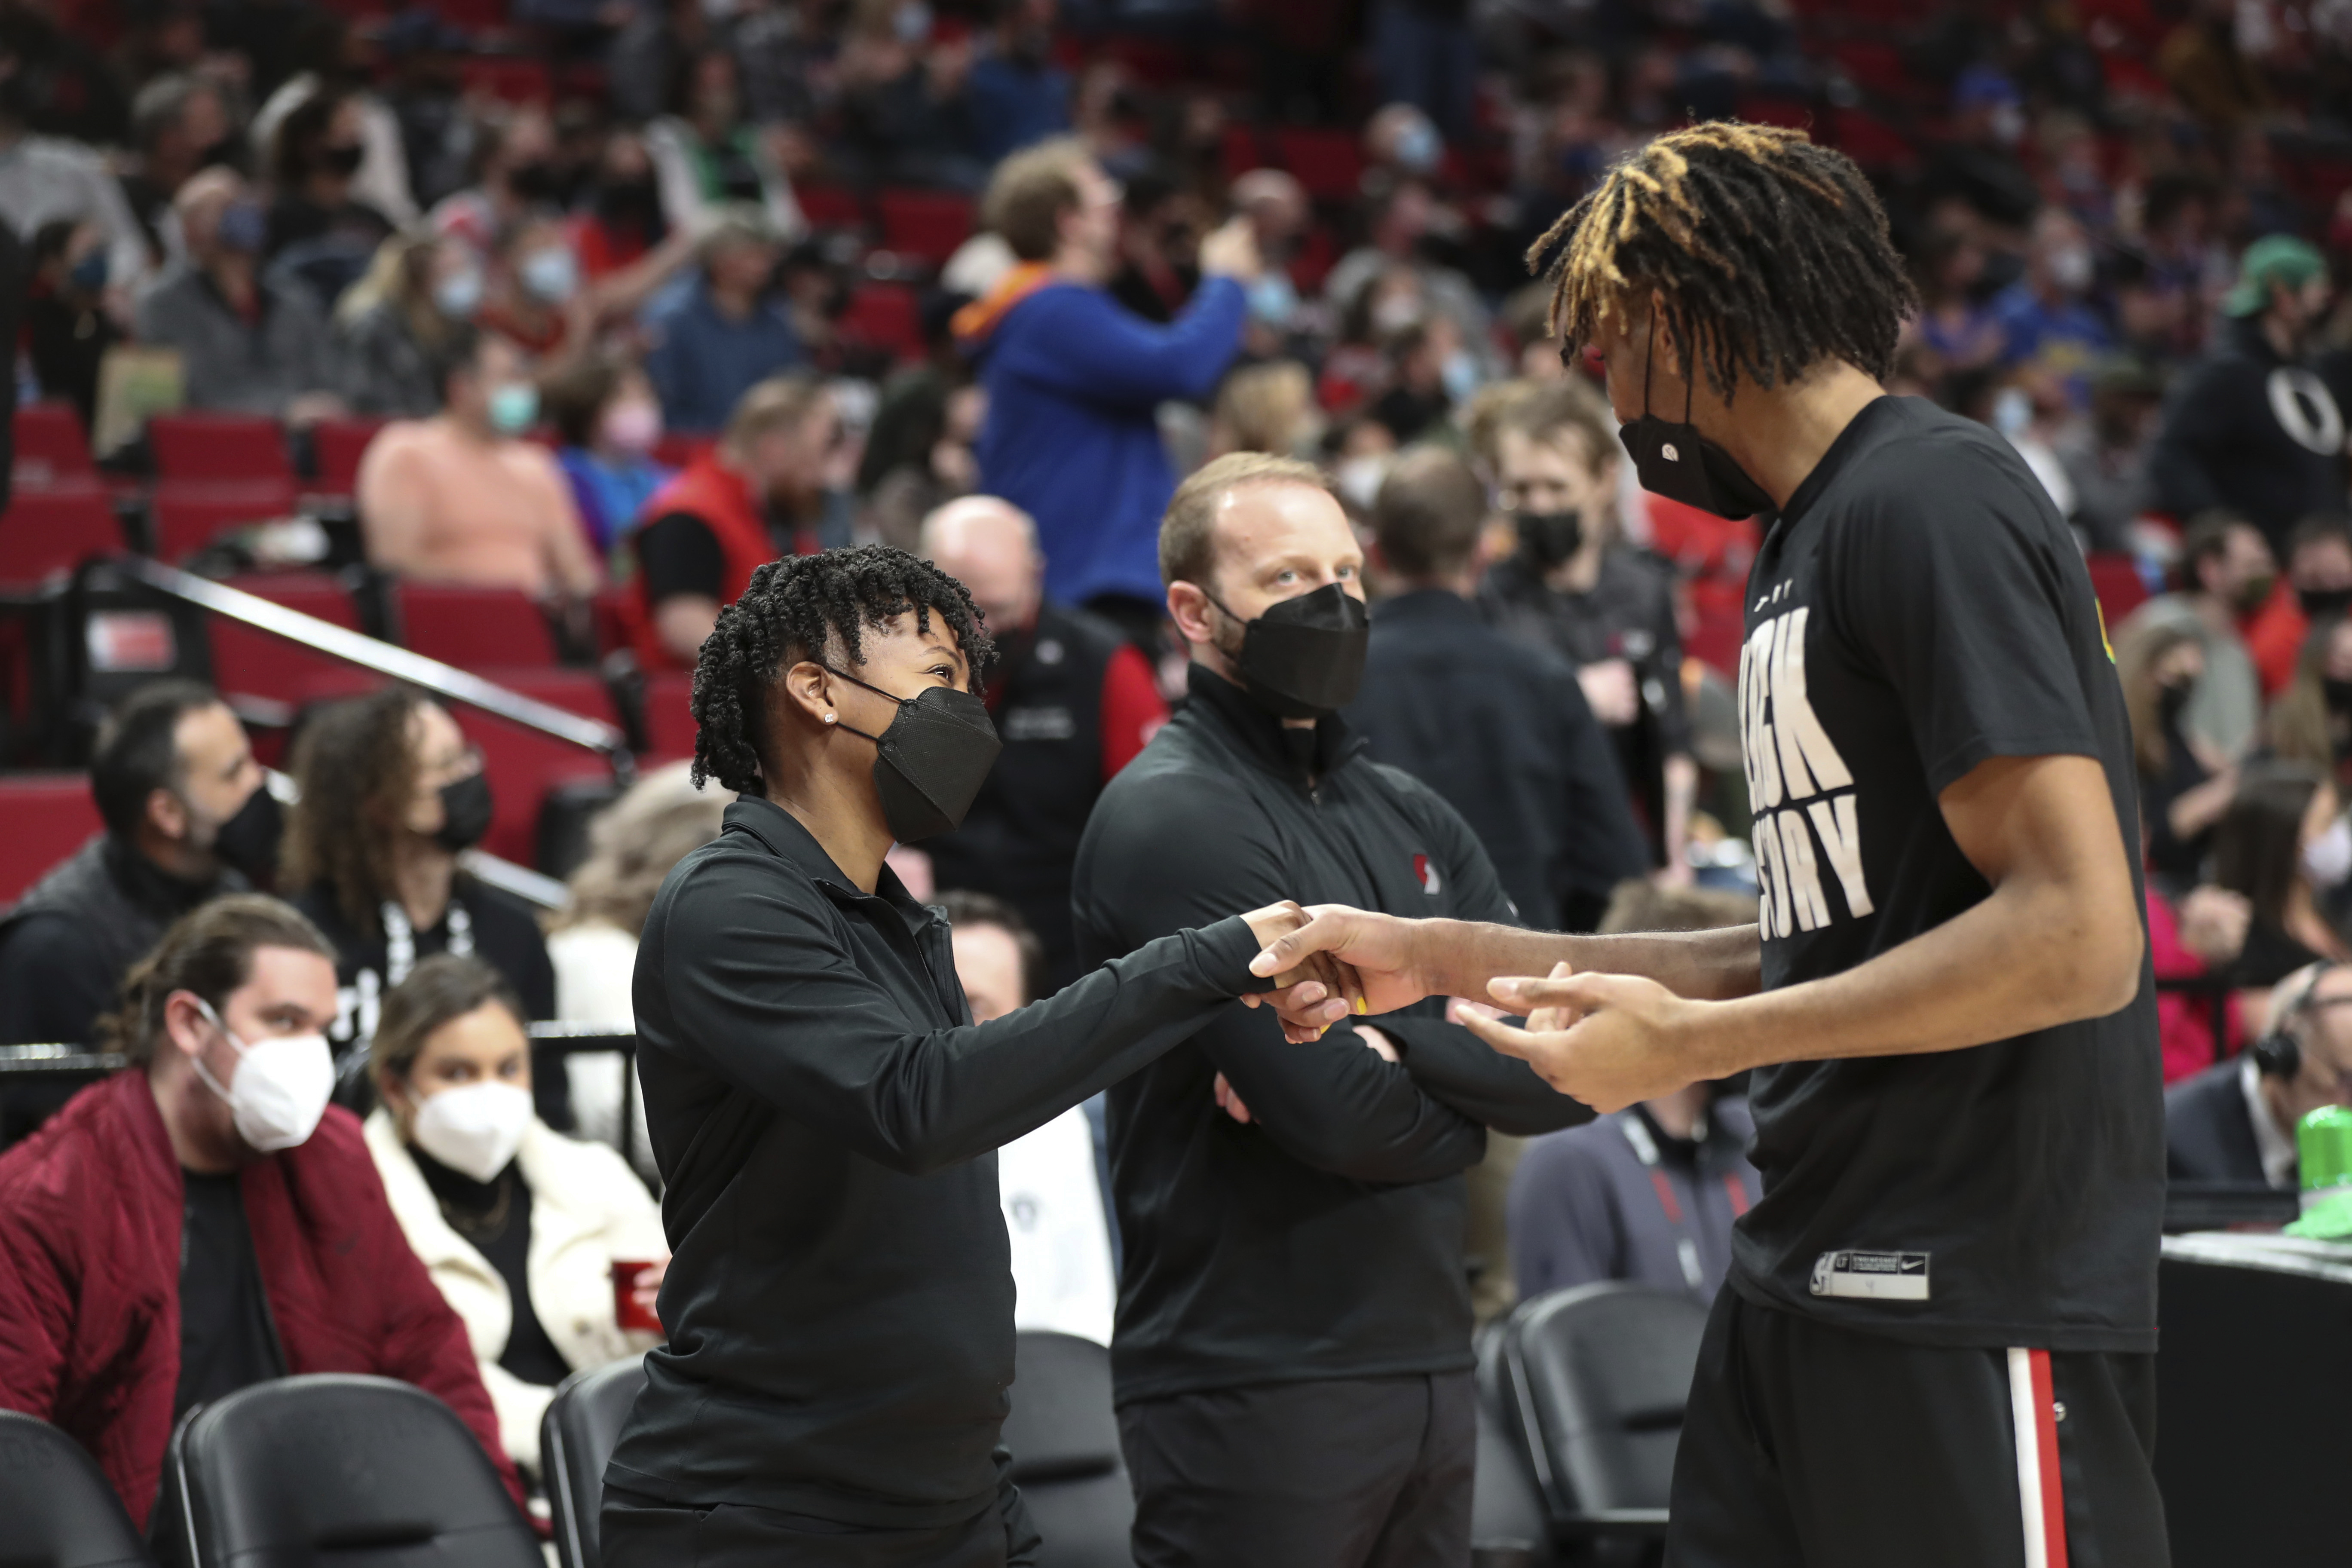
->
xmin=0 ymin=894 xmax=521 ymax=1528
xmin=627 ymin=371 xmax=845 ymax=670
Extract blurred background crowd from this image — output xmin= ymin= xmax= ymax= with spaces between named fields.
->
xmin=3 ymin=0 xmax=2352 ymax=1546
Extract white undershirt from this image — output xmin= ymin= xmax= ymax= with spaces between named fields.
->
xmin=2239 ymin=1053 xmax=2299 ymax=1190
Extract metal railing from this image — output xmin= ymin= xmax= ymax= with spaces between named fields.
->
xmin=114 ymin=555 xmax=633 ymax=778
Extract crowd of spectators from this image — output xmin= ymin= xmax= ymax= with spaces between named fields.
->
xmin=6 ymin=0 xmax=2352 ymax=1530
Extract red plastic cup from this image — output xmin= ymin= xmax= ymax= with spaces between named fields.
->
xmin=611 ymin=1259 xmax=663 ymax=1334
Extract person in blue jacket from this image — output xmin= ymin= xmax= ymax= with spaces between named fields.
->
xmin=955 ymin=137 xmax=1254 ymax=648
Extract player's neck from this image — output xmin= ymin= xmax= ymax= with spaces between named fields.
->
xmin=1711 ymin=361 xmax=1886 ymax=513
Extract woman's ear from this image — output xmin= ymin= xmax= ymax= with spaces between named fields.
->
xmin=778 ymin=659 xmax=839 ymax=730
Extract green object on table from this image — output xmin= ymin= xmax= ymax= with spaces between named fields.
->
xmin=2285 ymin=1107 xmax=2352 ymax=1238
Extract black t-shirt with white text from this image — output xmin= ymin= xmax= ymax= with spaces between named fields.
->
xmin=1733 ymin=395 xmax=2162 ymax=1353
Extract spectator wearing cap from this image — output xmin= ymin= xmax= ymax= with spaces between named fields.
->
xmin=918 ymin=496 xmax=1169 ymax=990
xmin=956 ymin=137 xmax=1253 ymax=643
xmin=2167 ymin=960 xmax=2352 ymax=1187
xmin=964 ymin=0 xmax=1073 ymax=165
xmin=134 ymin=168 xmax=346 ymax=423
xmin=0 ymin=681 xmax=279 ymax=1054
xmin=0 ymin=895 xmax=522 ymax=1530
xmin=0 ymin=52 xmax=150 ymax=295
xmin=627 ymin=373 xmax=845 ymax=669
xmin=1349 ymin=447 xmax=1648 ymax=936
xmin=643 ymin=205 xmax=805 ymax=436
xmin=2151 ymin=236 xmax=2346 ymax=548
xmin=355 ymin=323 xmax=599 ymax=600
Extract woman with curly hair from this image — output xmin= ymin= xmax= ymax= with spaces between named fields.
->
xmin=598 ymin=543 xmax=1311 ymax=1568
xmin=279 ymin=686 xmax=557 ymax=1118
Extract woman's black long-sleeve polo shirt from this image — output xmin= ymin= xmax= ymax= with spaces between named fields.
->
xmin=604 ymin=796 xmax=1271 ymax=1530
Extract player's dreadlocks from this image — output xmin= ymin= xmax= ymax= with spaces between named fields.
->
xmin=690 ymin=545 xmax=996 ymax=795
xmin=1527 ymin=121 xmax=1917 ymax=399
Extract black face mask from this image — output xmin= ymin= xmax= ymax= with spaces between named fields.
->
xmin=507 ymin=160 xmax=561 ymax=202
xmin=2301 ymin=585 xmax=2352 ymax=623
xmin=209 ymin=784 xmax=285 ymax=882
xmin=1205 ymin=582 xmax=1371 ymax=720
xmin=826 ymin=667 xmax=1003 ymax=843
xmin=1516 ymin=510 xmax=1584 ymax=570
xmin=2325 ymin=677 xmax=2352 ymax=714
xmin=2157 ymin=679 xmax=2194 ymax=727
xmin=597 ymin=176 xmax=660 ymax=226
xmin=434 ymin=772 xmax=495 ymax=854
xmin=196 ymin=136 xmax=244 ymax=172
xmin=319 ymin=142 xmax=366 ymax=178
xmin=1617 ymin=317 xmax=1775 ymax=520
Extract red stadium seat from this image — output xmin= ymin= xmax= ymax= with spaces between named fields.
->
xmin=2086 ymin=553 xmax=2154 ymax=625
xmin=1271 ymin=129 xmax=1363 ymax=202
xmin=397 ymin=583 xmax=560 ymax=667
xmin=796 ymin=184 xmax=866 ymax=231
xmin=450 ymin=668 xmax=623 ymax=864
xmin=643 ymin=669 xmax=696 ymax=762
xmin=0 ymin=484 xmax=121 ymax=589
xmin=312 ymin=418 xmax=389 ymax=496
xmin=149 ymin=481 xmax=299 ymax=560
xmin=148 ymin=413 xmax=294 ymax=485
xmin=0 ymin=775 xmax=100 ymax=905
xmin=460 ymin=55 xmax=552 ymax=102
xmin=208 ymin=573 xmax=363 ymax=715
xmin=12 ymin=402 xmax=95 ymax=487
xmin=876 ymin=190 xmax=975 ymax=267
xmin=839 ymin=282 xmax=923 ymax=363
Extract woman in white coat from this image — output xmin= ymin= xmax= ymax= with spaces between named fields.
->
xmin=364 ymin=953 xmax=668 ymax=1475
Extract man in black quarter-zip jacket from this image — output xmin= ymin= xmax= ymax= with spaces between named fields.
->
xmin=1072 ymin=453 xmax=1595 ymax=1568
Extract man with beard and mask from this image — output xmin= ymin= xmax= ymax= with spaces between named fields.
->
xmin=279 ymin=688 xmax=561 ymax=1124
xmin=965 ymin=0 xmax=1071 ymax=165
xmin=1070 ymin=453 xmax=1592 ymax=1567
xmin=0 ymin=895 xmax=521 ymax=1530
xmin=918 ymin=496 xmax=1167 ymax=989
xmin=1479 ymin=375 xmax=1699 ymax=881
xmin=597 ymin=545 xmax=1319 ymax=1567
xmin=0 ymin=681 xmax=283 ymax=1052
xmin=2127 ymin=510 xmax=2275 ymax=762
xmin=2152 ymin=236 xmax=2347 ymax=549
xmin=628 ymin=372 xmax=842 ymax=670
xmin=1253 ymin=122 xmax=2166 ymax=1568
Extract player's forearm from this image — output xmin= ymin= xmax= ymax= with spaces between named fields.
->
xmin=1417 ymin=919 xmax=1761 ymax=1003
xmin=1681 ymin=869 xmax=2142 ymax=1078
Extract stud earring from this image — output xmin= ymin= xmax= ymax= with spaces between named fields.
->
xmin=824 ymin=713 xmax=836 ymax=724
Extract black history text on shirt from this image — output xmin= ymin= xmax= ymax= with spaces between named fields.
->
xmin=1740 ymin=585 xmax=1873 ymax=940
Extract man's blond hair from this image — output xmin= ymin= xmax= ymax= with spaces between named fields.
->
xmin=722 ymin=372 xmax=826 ymax=453
xmin=1160 ymin=452 xmax=1332 ymax=591
xmin=982 ymin=136 xmax=1095 ymax=262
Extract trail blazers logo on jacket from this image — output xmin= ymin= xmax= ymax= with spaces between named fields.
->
xmin=1740 ymin=596 xmax=1873 ymax=939
xmin=1413 ymin=853 xmax=1442 ymax=896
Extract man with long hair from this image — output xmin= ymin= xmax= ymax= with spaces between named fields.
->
xmin=1256 ymin=123 xmax=2168 ymax=1568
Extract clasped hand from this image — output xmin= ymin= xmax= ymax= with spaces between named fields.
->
xmin=1237 ymin=905 xmax=1709 ymax=1114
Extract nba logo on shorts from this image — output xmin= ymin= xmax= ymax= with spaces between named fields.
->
xmin=1412 ymin=854 xmax=1441 ymax=896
